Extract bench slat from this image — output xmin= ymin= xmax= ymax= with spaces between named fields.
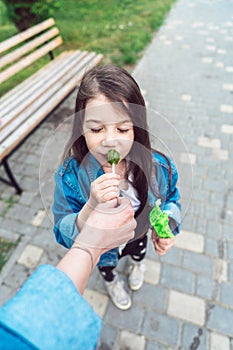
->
xmin=0 ymin=50 xmax=86 ymax=129
xmin=0 ymin=51 xmax=72 ymax=107
xmin=0 ymin=18 xmax=55 ymax=54
xmin=0 ymin=53 xmax=103 ymax=160
xmin=0 ymin=27 xmax=60 ymax=70
xmin=0 ymin=36 xmax=63 ymax=84
xmin=0 ymin=52 xmax=87 ymax=134
xmin=0 ymin=52 xmax=102 ymax=142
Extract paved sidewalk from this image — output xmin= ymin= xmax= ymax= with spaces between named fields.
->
xmin=1 ymin=0 xmax=233 ymax=349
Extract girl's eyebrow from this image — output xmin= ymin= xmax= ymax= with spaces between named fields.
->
xmin=118 ymin=119 xmax=133 ymax=124
xmin=85 ymin=119 xmax=132 ymax=125
xmin=84 ymin=119 xmax=101 ymax=124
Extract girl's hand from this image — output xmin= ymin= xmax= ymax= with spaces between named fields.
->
xmin=89 ymin=173 xmax=120 ymax=207
xmin=151 ymin=229 xmax=174 ymax=256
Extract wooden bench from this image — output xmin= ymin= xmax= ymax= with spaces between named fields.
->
xmin=0 ymin=17 xmax=103 ymax=194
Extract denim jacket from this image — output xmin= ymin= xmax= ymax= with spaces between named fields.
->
xmin=0 ymin=265 xmax=101 ymax=350
xmin=52 ymin=151 xmax=181 ymax=266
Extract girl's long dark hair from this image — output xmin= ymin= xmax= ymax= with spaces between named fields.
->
xmin=64 ymin=65 xmax=171 ymax=216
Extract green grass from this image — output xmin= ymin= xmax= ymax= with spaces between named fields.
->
xmin=0 ymin=237 xmax=15 ymax=272
xmin=54 ymin=0 xmax=175 ymax=66
xmin=0 ymin=0 xmax=176 ymax=96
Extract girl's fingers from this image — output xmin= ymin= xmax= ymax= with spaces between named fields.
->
xmin=102 ymin=188 xmax=119 ymax=201
xmin=151 ymin=230 xmax=174 ymax=255
xmin=98 ymin=179 xmax=120 ymax=189
xmin=95 ymin=173 xmax=120 ymax=184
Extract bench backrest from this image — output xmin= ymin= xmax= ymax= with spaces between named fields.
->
xmin=0 ymin=18 xmax=62 ymax=84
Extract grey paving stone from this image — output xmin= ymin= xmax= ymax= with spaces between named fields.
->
xmin=196 ymin=275 xmax=218 ymax=301
xmin=18 ymin=192 xmax=38 ymax=206
xmin=209 ymin=191 xmax=224 ymax=208
xmin=206 ymin=221 xmax=222 ymax=239
xmin=160 ymin=264 xmax=195 ymax=294
xmin=142 ymin=310 xmax=180 ymax=347
xmin=133 ymin=283 xmax=167 ymax=312
xmin=190 ymin=202 xmax=205 ymax=217
xmin=40 ymin=215 xmax=53 ymax=230
xmin=0 ymin=218 xmax=37 ymax=237
xmin=30 ymin=196 xmax=45 ymax=212
xmin=223 ymin=211 xmax=233 ymax=226
xmin=204 ymin=206 xmax=221 ymax=221
xmin=115 ymin=330 xmax=146 ymax=350
xmin=99 ymin=324 xmax=117 ymax=350
xmin=3 ymin=263 xmax=31 ymax=290
xmin=229 ymin=264 xmax=233 ymax=282
xmin=182 ymin=251 xmax=214 ymax=276
xmin=0 ymin=228 xmax=19 ymax=243
xmin=20 ymin=177 xmax=40 ymax=191
xmin=5 ymin=204 xmax=36 ymax=222
xmin=23 ymin=164 xmax=39 ymax=177
xmin=1 ymin=186 xmax=19 ymax=199
xmin=223 ymin=224 xmax=233 ymax=241
xmin=220 ymin=282 xmax=233 ymax=309
xmin=23 ymin=154 xmax=41 ymax=165
xmin=30 ymin=226 xmax=63 ymax=252
xmin=195 ymin=219 xmax=208 ymax=237
xmin=181 ymin=214 xmax=196 ymax=232
xmin=146 ymin=240 xmax=160 ymax=261
xmin=0 ymin=284 xmax=16 ymax=306
xmin=207 ymin=304 xmax=233 ymax=337
xmin=39 ymin=250 xmax=59 ymax=266
xmin=160 ymin=247 xmax=183 ymax=267
xmin=204 ymin=238 xmax=220 ymax=258
xmin=0 ymin=201 xmax=8 ymax=215
xmin=104 ymin=303 xmax=144 ymax=333
xmin=181 ymin=323 xmax=207 ymax=350
xmin=145 ymin=340 xmax=167 ymax=350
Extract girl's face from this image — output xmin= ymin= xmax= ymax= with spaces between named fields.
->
xmin=83 ymin=94 xmax=134 ymax=167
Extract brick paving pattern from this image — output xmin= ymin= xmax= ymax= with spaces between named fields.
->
xmin=0 ymin=0 xmax=233 ymax=349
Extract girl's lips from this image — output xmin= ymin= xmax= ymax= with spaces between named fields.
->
xmin=94 ymin=153 xmax=110 ymax=165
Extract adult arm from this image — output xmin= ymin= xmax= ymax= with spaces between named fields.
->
xmin=0 ymin=198 xmax=136 ymax=349
xmin=57 ymin=197 xmax=136 ymax=293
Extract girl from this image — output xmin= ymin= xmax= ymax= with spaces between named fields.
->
xmin=52 ymin=65 xmax=181 ymax=310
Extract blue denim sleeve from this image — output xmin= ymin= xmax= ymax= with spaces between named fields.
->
xmin=161 ymin=159 xmax=181 ymax=235
xmin=52 ymin=169 xmax=83 ymax=248
xmin=0 ymin=265 xmax=102 ymax=350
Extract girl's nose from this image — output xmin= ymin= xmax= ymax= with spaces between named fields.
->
xmin=102 ymin=138 xmax=117 ymax=147
xmin=102 ymin=130 xmax=118 ymax=147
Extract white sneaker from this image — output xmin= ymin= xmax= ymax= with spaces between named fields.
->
xmin=128 ymin=260 xmax=146 ymax=291
xmin=105 ymin=274 xmax=131 ymax=310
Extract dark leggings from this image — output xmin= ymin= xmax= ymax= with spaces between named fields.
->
xmin=98 ymin=235 xmax=148 ymax=282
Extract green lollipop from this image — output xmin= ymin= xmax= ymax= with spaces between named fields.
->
xmin=149 ymin=200 xmax=174 ymax=239
xmin=107 ymin=149 xmax=120 ymax=173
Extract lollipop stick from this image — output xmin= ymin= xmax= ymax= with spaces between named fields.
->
xmin=112 ymin=163 xmax=116 ymax=174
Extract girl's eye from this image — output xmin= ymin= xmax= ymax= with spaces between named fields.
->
xmin=91 ymin=128 xmax=103 ymax=133
xmin=118 ymin=128 xmax=130 ymax=133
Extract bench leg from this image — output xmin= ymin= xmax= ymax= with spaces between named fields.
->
xmin=0 ymin=159 xmax=22 ymax=195
xmin=49 ymin=51 xmax=54 ymax=60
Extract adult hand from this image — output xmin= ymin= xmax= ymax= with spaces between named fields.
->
xmin=151 ymin=229 xmax=174 ymax=256
xmin=89 ymin=173 xmax=120 ymax=206
xmin=76 ymin=197 xmax=136 ymax=255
